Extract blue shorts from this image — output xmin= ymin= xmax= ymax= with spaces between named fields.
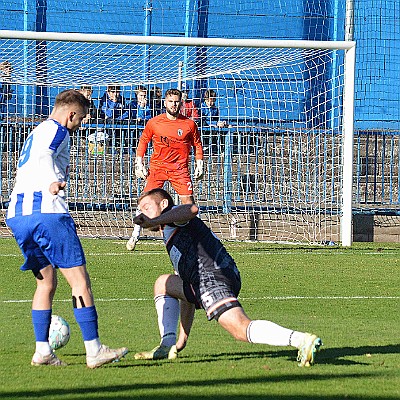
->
xmin=6 ymin=213 xmax=86 ymax=273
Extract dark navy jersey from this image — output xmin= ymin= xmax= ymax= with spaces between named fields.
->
xmin=163 ymin=216 xmax=239 ymax=284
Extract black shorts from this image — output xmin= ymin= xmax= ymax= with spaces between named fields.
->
xmin=183 ymin=256 xmax=242 ymax=321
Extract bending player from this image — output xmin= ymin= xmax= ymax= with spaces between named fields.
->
xmin=126 ymin=88 xmax=204 ymax=251
xmin=6 ymin=89 xmax=128 ymax=368
xmin=132 ymin=188 xmax=323 ymax=367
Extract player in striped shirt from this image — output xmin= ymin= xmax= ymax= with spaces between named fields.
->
xmin=6 ymin=89 xmax=128 ymax=368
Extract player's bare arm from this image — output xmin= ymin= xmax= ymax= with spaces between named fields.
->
xmin=176 ymin=300 xmax=196 ymax=352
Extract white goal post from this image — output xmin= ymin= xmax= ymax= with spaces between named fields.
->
xmin=0 ymin=30 xmax=355 ymax=245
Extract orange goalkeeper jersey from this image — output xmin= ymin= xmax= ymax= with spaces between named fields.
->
xmin=136 ymin=113 xmax=203 ymax=169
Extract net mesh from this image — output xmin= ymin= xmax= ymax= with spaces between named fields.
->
xmin=0 ymin=35 xmax=349 ymax=243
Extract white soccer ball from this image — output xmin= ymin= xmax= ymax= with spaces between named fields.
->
xmin=48 ymin=315 xmax=70 ymax=350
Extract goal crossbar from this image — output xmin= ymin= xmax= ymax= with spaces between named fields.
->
xmin=0 ymin=29 xmax=355 ymax=50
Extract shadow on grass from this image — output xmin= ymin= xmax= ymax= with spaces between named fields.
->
xmin=4 ymin=345 xmax=397 ymax=400
xmin=0 ymin=372 xmax=394 ymax=400
xmin=66 ymin=343 xmax=400 ymax=367
xmin=316 ymin=343 xmax=400 ymax=365
xmin=164 ymin=343 xmax=400 ymax=367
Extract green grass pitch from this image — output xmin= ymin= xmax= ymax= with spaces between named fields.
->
xmin=0 ymin=238 xmax=399 ymax=400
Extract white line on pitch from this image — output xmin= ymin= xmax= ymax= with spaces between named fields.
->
xmin=2 ymin=251 xmax=400 ymax=259
xmin=3 ymin=295 xmax=399 ymax=304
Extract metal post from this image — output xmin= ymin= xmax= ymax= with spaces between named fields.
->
xmin=345 ymin=0 xmax=355 ymax=41
xmin=35 ymin=0 xmax=48 ymax=117
xmin=178 ymin=61 xmax=183 ymax=90
xmin=341 ymin=44 xmax=356 ymax=246
xmin=23 ymin=0 xmax=28 ymax=119
xmin=223 ymin=127 xmax=233 ymax=214
xmin=142 ymin=0 xmax=153 ymax=82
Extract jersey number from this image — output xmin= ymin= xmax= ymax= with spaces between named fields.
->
xmin=18 ymin=135 xmax=33 ymax=168
xmin=201 ymin=291 xmax=214 ymax=308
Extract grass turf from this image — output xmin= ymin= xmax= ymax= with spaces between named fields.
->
xmin=0 ymin=238 xmax=399 ymax=400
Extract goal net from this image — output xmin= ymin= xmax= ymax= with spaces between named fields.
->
xmin=0 ymin=31 xmax=355 ymax=245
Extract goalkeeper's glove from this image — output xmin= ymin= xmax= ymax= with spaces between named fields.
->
xmin=194 ymin=159 xmax=204 ymax=180
xmin=135 ymin=157 xmax=148 ymax=180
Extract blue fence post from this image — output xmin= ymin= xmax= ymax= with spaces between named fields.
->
xmin=35 ymin=0 xmax=49 ymax=117
xmin=223 ymin=127 xmax=232 ymax=214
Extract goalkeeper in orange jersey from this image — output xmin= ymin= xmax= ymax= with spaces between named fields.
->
xmin=126 ymin=88 xmax=204 ymax=251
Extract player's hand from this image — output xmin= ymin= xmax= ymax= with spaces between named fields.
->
xmin=194 ymin=159 xmax=204 ymax=180
xmin=135 ymin=157 xmax=148 ymax=180
xmin=133 ymin=213 xmax=160 ymax=231
xmin=49 ymin=181 xmax=66 ymax=195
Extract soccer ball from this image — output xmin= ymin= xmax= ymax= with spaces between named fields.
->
xmin=48 ymin=315 xmax=70 ymax=350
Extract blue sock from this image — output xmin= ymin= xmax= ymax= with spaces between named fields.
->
xmin=73 ymin=306 xmax=99 ymax=341
xmin=31 ymin=309 xmax=52 ymax=342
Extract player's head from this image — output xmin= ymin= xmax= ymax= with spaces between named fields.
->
xmin=53 ymin=89 xmax=90 ymax=132
xmin=164 ymin=88 xmax=182 ymax=118
xmin=137 ymin=188 xmax=174 ymax=223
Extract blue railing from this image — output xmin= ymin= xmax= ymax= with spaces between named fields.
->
xmin=1 ymin=122 xmax=400 ymax=215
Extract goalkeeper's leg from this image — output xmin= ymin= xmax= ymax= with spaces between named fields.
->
xmin=126 ymin=210 xmax=141 ymax=251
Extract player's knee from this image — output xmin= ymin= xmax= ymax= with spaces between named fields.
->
xmin=218 ymin=309 xmax=250 ymax=342
xmin=71 ymin=284 xmax=92 ymax=300
xmin=153 ymin=274 xmax=171 ymax=295
xmin=36 ymin=278 xmax=57 ymax=295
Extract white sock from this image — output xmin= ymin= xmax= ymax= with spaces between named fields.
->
xmin=246 ymin=320 xmax=306 ymax=348
xmin=84 ymin=338 xmax=102 ymax=357
xmin=155 ymin=294 xmax=179 ymax=347
xmin=131 ymin=209 xmax=142 ymax=238
xmin=36 ymin=341 xmax=51 ymax=355
xmin=132 ymin=223 xmax=141 ymax=239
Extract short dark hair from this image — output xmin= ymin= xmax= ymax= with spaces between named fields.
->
xmin=204 ymin=89 xmax=217 ymax=99
xmin=135 ymin=85 xmax=147 ymax=93
xmin=55 ymin=89 xmax=90 ymax=110
xmin=80 ymin=85 xmax=92 ymax=91
xmin=164 ymin=88 xmax=182 ymax=100
xmin=107 ymin=85 xmax=121 ymax=92
xmin=150 ymin=86 xmax=162 ymax=98
xmin=138 ymin=188 xmax=174 ymax=212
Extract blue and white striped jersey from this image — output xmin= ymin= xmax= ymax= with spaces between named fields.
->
xmin=7 ymin=119 xmax=70 ymax=218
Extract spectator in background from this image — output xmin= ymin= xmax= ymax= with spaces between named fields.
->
xmin=200 ymin=89 xmax=226 ymax=128
xmin=79 ymin=85 xmax=97 ymax=123
xmin=150 ymin=86 xmax=163 ymax=117
xmin=180 ymin=90 xmax=199 ymax=122
xmin=122 ymin=86 xmax=152 ymax=124
xmin=99 ymin=84 xmax=125 ymax=121
xmin=0 ymin=61 xmax=13 ymax=122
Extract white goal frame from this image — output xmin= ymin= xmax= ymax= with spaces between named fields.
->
xmin=0 ymin=30 xmax=356 ymax=246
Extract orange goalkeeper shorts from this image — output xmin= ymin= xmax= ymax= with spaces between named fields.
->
xmin=144 ymin=166 xmax=193 ymax=196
